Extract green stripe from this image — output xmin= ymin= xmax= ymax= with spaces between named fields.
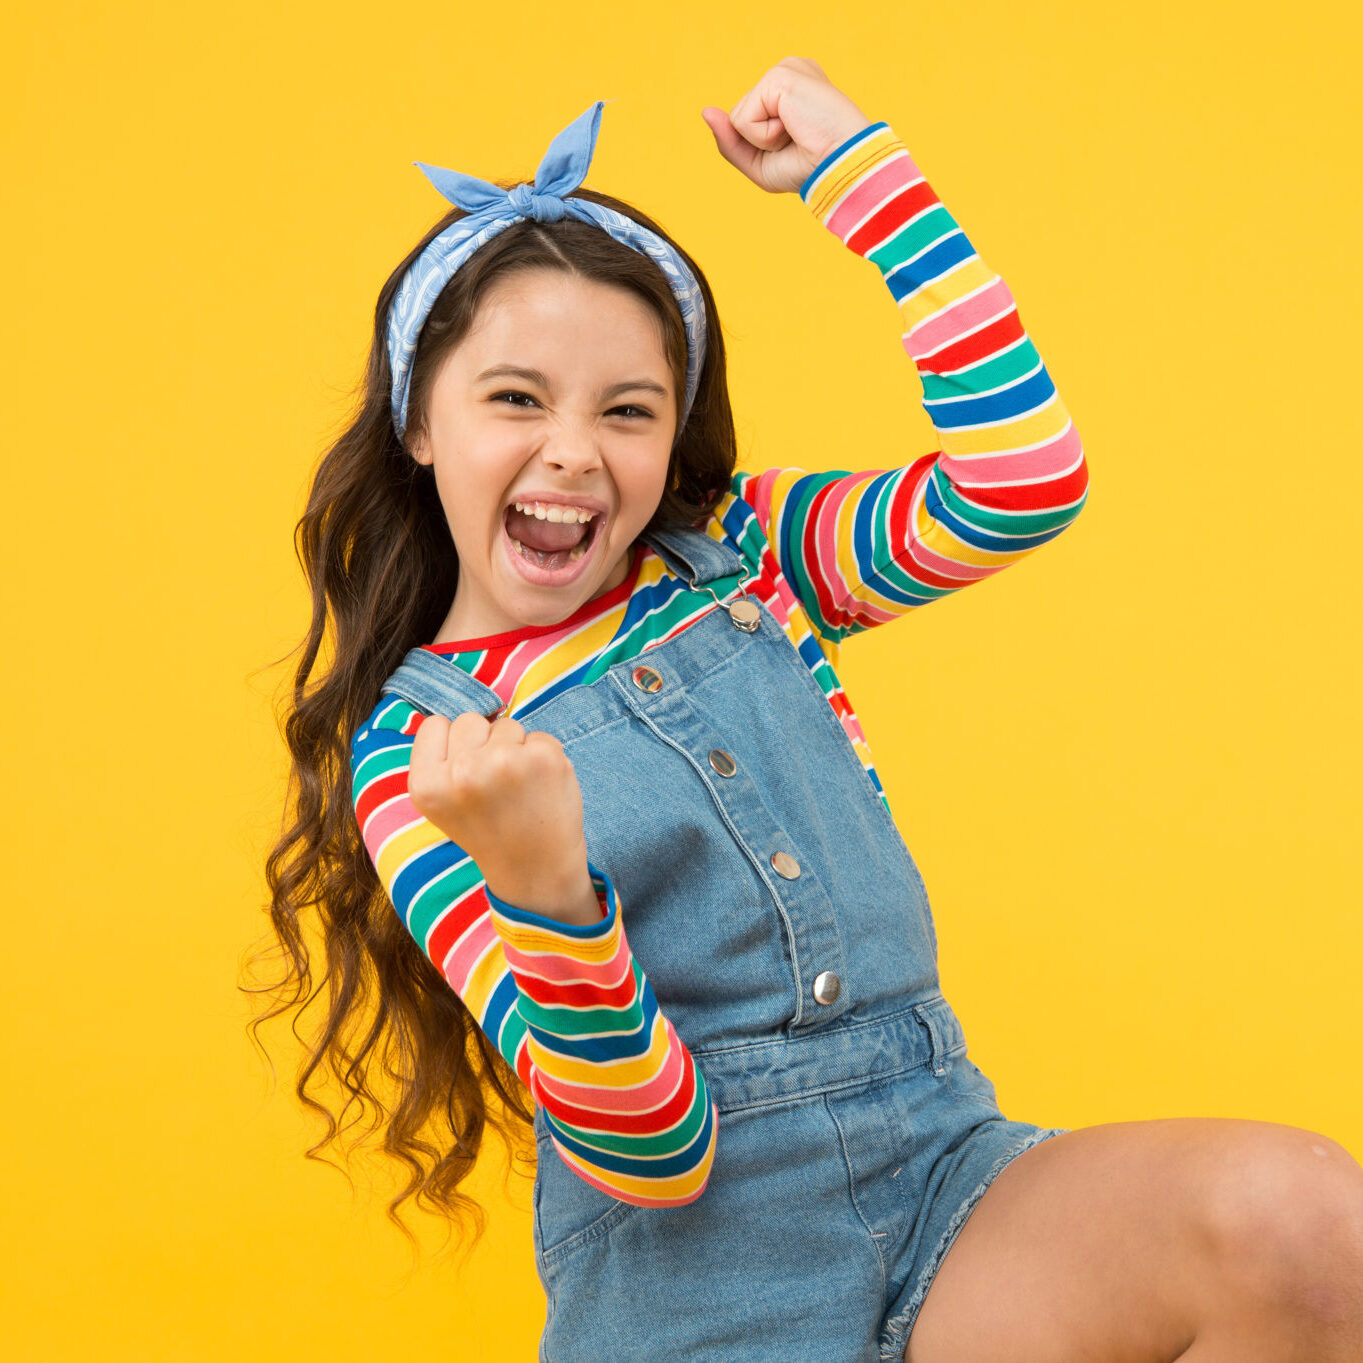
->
xmin=519 ymin=959 xmax=646 ymax=1038
xmin=778 ymin=472 xmax=846 ymax=641
xmin=550 ymin=1078 xmax=711 ymax=1160
xmin=930 ymin=467 xmax=1085 ymax=538
xmin=865 ymin=202 xmax=960 ymax=274
xmin=352 ymin=736 xmax=412 ymax=787
xmin=920 ymin=336 xmax=1040 ymax=404
xmin=408 ymin=858 xmax=483 ymax=944
xmin=496 ymin=1003 xmax=528 ymax=1072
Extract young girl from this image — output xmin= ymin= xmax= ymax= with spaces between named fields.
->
xmin=262 ymin=58 xmax=1363 ymax=1363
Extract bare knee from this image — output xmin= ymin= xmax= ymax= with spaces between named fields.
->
xmin=1195 ymin=1123 xmax=1363 ymax=1338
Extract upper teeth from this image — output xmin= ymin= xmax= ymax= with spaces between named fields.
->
xmin=513 ymin=501 xmax=597 ymax=524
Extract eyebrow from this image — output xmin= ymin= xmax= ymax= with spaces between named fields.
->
xmin=474 ymin=364 xmax=669 ymax=401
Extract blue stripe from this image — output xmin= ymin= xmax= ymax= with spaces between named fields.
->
xmin=924 ymin=474 xmax=1067 ymax=553
xmin=543 ymin=1091 xmax=715 ymax=1179
xmin=392 ymin=840 xmax=469 ymax=931
xmin=924 ymin=364 xmax=1056 ymax=430
xmin=488 ymin=865 xmax=619 ymax=939
xmin=483 ymin=970 xmax=521 ymax=1048
xmin=885 ymin=230 xmax=976 ymax=301
xmin=800 ymin=120 xmax=890 ymax=202
xmin=850 ymin=470 xmax=895 ymax=580
xmin=522 ymin=967 xmax=659 ymax=1063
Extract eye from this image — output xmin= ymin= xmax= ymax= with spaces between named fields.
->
xmin=489 ymin=390 xmax=653 ymax=419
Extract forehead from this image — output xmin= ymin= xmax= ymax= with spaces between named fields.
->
xmin=462 ymin=270 xmax=669 ymax=367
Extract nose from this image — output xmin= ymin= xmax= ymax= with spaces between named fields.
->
xmin=540 ymin=429 xmax=604 ymax=479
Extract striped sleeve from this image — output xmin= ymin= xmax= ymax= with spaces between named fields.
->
xmin=735 ymin=119 xmax=1089 ymax=645
xmin=349 ymin=702 xmax=717 ymax=1207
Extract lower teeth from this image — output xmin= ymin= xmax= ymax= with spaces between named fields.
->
xmin=510 ymin=536 xmax=588 ymax=566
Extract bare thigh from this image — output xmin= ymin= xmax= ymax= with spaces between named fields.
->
xmin=904 ymin=1117 xmax=1363 ymax=1363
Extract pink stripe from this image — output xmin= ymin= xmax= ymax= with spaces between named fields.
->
xmin=532 ymin=1018 xmax=685 ymax=1111
xmin=910 ymin=277 xmax=1013 ymax=356
xmin=363 ymin=794 xmax=421 ymax=851
xmin=443 ymin=912 xmax=499 ymax=991
xmin=553 ymin=1145 xmax=708 ymax=1205
xmin=492 ymin=635 xmax=541 ymax=695
xmin=499 ymin=930 xmax=630 ymax=988
xmin=825 ymin=149 xmax=918 ymax=239
xmin=939 ymin=424 xmax=1083 ymax=487
xmin=840 ymin=708 xmax=869 ymax=746
xmin=905 ymin=535 xmax=1000 ymax=580
xmin=832 ymin=594 xmax=898 ymax=629
xmin=743 ymin=468 xmax=778 ymax=532
xmin=811 ymin=477 xmax=859 ymax=606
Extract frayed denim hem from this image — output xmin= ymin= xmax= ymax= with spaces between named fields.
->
xmin=876 ymin=1126 xmax=1072 ymax=1362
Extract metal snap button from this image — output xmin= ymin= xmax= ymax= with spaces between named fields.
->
xmin=631 ymin=665 xmax=664 ymax=693
xmin=727 ymin=599 xmax=761 ymax=632
xmin=770 ymin=851 xmax=801 ymax=880
xmin=813 ymin=971 xmax=841 ymax=1005
xmin=708 ymin=749 xmax=737 ymax=777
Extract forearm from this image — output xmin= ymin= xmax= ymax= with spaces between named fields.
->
xmin=762 ymin=121 xmax=1089 ymax=639
xmin=487 ymin=865 xmax=718 ymax=1206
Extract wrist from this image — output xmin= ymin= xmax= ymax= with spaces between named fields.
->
xmin=484 ymin=862 xmax=603 ymax=926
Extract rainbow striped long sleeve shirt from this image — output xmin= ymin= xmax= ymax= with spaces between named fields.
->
xmin=348 ymin=118 xmax=1088 ymax=1208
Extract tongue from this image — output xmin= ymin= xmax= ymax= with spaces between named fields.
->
xmin=506 ymin=507 xmax=589 ymax=553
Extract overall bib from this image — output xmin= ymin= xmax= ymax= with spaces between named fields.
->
xmin=380 ymin=523 xmax=1069 ymax=1362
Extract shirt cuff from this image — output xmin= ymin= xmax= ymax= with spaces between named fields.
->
xmin=483 ymin=860 xmax=618 ymax=939
xmin=800 ymin=119 xmax=891 ymax=203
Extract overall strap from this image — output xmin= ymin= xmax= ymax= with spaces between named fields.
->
xmin=378 ymin=522 xmax=743 ymax=717
xmin=380 ymin=645 xmax=501 ymax=717
xmin=640 ymin=521 xmax=742 ymax=587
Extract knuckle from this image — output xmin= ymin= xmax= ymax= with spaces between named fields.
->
xmin=449 ymin=710 xmax=490 ymax=741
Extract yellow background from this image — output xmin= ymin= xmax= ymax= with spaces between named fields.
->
xmin=4 ymin=1 xmax=1360 ymax=1357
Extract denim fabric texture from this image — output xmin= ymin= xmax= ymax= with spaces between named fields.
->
xmin=380 ymin=522 xmax=1068 ymax=1361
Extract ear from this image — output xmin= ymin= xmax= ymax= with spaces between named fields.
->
xmin=407 ymin=428 xmax=432 ymax=466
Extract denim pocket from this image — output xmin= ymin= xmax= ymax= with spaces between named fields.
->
xmin=533 ymin=1129 xmax=644 ymax=1272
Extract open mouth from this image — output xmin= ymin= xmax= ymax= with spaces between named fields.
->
xmin=502 ymin=500 xmax=606 ymax=583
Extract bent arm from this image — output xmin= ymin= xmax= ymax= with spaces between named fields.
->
xmin=350 ymin=706 xmax=717 ymax=1206
xmin=737 ymin=120 xmax=1088 ymax=644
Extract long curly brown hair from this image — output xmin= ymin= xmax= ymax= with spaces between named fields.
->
xmin=240 ymin=179 xmax=738 ymax=1257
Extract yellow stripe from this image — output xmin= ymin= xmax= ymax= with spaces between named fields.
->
xmin=896 ymin=255 xmax=996 ymax=332
xmin=491 ymin=909 xmax=622 ymax=964
xmin=910 ymin=496 xmax=1032 ymax=569
xmin=512 ymin=607 xmax=628 ymax=705
xmin=937 ymin=393 xmax=1072 ymax=459
xmin=527 ymin=1011 xmax=667 ymax=1086
xmin=372 ymin=816 xmax=446 ymax=887
xmin=554 ymin=1116 xmax=718 ymax=1199
xmin=462 ymin=938 xmax=512 ymax=1018
xmin=806 ymin=128 xmax=903 ymax=219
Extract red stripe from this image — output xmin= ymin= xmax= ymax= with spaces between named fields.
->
xmin=925 ymin=309 xmax=1025 ymax=373
xmin=958 ymin=460 xmax=1089 ymax=514
xmin=796 ymin=478 xmax=845 ymax=629
xmin=353 ymin=766 xmax=407 ymax=825
xmin=534 ymin=1059 xmax=698 ymax=1138
xmin=886 ymin=460 xmax=969 ymax=591
xmin=428 ymin=887 xmax=493 ymax=966
xmin=846 ymin=179 xmax=939 ymax=256
xmin=517 ymin=969 xmax=638 ymax=1011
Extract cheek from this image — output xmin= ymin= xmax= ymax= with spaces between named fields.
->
xmin=620 ymin=456 xmax=671 ymax=520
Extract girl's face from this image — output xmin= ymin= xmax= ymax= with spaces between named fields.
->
xmin=410 ymin=268 xmax=678 ymax=642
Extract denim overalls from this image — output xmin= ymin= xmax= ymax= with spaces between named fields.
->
xmin=380 ymin=522 xmax=1069 ymax=1362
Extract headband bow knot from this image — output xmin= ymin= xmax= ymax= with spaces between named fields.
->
xmin=386 ymin=100 xmax=707 ymax=446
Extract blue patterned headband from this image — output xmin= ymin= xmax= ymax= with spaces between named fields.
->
xmin=386 ymin=99 xmax=707 ymax=447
